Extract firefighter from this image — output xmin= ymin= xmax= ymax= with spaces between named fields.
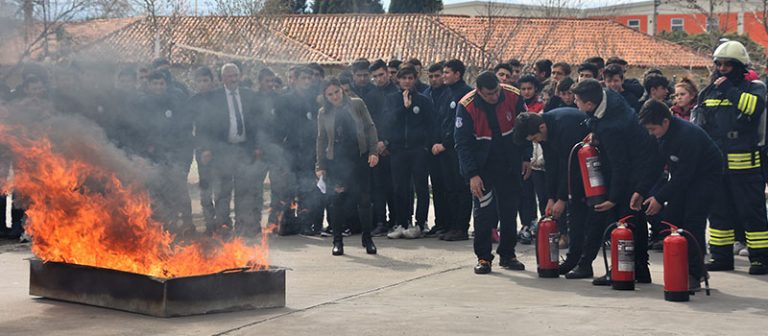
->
xmin=638 ymin=100 xmax=724 ymax=289
xmin=454 ymin=71 xmax=530 ymax=274
xmin=693 ymin=41 xmax=768 ymax=275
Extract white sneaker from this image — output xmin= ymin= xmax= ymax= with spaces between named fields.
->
xmin=387 ymin=225 xmax=406 ymax=239
xmin=403 ymin=226 xmax=423 ymax=239
xmin=734 ymin=241 xmax=747 ymax=255
xmin=739 ymin=247 xmax=750 ymax=257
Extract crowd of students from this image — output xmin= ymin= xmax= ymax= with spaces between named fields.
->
xmin=1 ymin=40 xmax=766 ymax=290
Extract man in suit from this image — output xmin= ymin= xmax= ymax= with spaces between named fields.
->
xmin=196 ymin=63 xmax=263 ymax=237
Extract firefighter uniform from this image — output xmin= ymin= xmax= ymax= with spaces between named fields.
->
xmin=694 ymin=41 xmax=768 ymax=273
xmin=454 ymin=84 xmax=530 ymax=266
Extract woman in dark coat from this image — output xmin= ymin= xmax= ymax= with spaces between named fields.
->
xmin=316 ymin=79 xmax=380 ymax=255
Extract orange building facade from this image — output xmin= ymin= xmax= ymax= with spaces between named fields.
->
xmin=611 ymin=11 xmax=768 ymax=53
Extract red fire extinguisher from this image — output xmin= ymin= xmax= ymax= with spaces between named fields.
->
xmin=599 ymin=216 xmax=636 ymax=290
xmin=536 ymin=217 xmax=559 ymax=278
xmin=610 ymin=217 xmax=635 ymax=290
xmin=663 ymin=227 xmax=689 ymax=301
xmin=574 ymin=136 xmax=607 ymax=206
xmin=661 ymin=221 xmax=711 ymax=302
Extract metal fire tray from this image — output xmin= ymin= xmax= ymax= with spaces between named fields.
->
xmin=29 ymin=259 xmax=286 ymax=317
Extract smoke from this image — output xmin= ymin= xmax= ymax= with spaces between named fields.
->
xmin=0 ymin=99 xmax=158 ymax=190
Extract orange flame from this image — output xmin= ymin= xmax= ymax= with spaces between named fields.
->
xmin=0 ymin=123 xmax=271 ymax=279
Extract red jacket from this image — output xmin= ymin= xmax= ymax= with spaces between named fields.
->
xmin=454 ymin=84 xmax=530 ymax=178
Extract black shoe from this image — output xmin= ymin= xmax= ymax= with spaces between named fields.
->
xmin=444 ymin=230 xmax=469 ymax=241
xmin=558 ymin=259 xmax=578 ymax=275
xmin=749 ymin=261 xmax=768 ymax=275
xmin=363 ymin=240 xmax=377 ymax=255
xmin=688 ymin=274 xmax=703 ymax=292
xmin=499 ymin=256 xmax=525 ymax=270
xmin=705 ymin=259 xmax=734 ymax=272
xmin=332 ymin=242 xmax=344 ymax=256
xmin=424 ymin=226 xmax=445 ymax=238
xmin=370 ymin=223 xmax=389 ymax=237
xmin=517 ymin=227 xmax=533 ymax=245
xmin=565 ymin=265 xmax=594 ymax=279
xmin=474 ymin=259 xmax=492 ymax=274
xmin=592 ymin=274 xmax=611 ymax=286
xmin=635 ymin=264 xmax=652 ymax=283
xmin=649 ymin=239 xmax=664 ymax=252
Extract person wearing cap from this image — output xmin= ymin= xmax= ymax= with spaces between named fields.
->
xmin=693 ymin=40 xmax=768 ymax=275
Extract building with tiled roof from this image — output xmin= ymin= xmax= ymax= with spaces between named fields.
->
xmin=437 ymin=16 xmax=711 ymax=69
xmin=5 ymin=14 xmax=711 ymax=70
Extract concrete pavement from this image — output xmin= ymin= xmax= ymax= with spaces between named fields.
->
xmin=0 ymin=232 xmax=766 ymax=336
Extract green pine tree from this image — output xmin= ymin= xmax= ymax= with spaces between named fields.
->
xmin=388 ymin=0 xmax=443 ymax=13
xmin=312 ymin=0 xmax=384 ymax=14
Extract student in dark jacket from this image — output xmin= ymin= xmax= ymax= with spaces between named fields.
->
xmin=135 ymin=71 xmax=194 ymax=234
xmin=543 ymin=77 xmax=577 ymax=112
xmin=381 ymin=66 xmax=434 ymax=239
xmin=568 ymin=79 xmax=663 ymax=284
xmin=188 ymin=66 xmax=217 ymax=229
xmin=513 ymin=108 xmax=595 ymax=274
xmin=639 ymin=100 xmax=723 ymax=290
xmin=274 ymin=66 xmax=325 ymax=235
xmin=363 ymin=60 xmax=399 ymax=235
xmin=423 ymin=62 xmax=450 ymax=237
xmin=433 ymin=59 xmax=474 ymax=241
xmin=604 ymin=64 xmax=641 ymax=112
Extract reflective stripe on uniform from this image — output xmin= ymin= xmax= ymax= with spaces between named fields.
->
xmin=747 ymin=231 xmax=768 ymax=249
xmin=727 ymin=151 xmax=761 ymax=170
xmin=703 ymin=99 xmax=733 ymax=107
xmin=737 ymin=92 xmax=758 ymax=116
xmin=709 ymin=228 xmax=735 ymax=246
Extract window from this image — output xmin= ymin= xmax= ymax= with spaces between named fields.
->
xmin=627 ymin=19 xmax=640 ymax=29
xmin=671 ymin=18 xmax=684 ymax=32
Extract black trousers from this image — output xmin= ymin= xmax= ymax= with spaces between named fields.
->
xmin=0 ymin=194 xmax=25 ymax=236
xmin=428 ymin=152 xmax=448 ymax=230
xmin=709 ymin=172 xmax=768 ymax=264
xmin=371 ymin=155 xmax=395 ymax=226
xmin=390 ymin=147 xmax=430 ymax=228
xmin=328 ymin=156 xmax=373 ymax=243
xmin=659 ymin=176 xmax=717 ymax=279
xmin=519 ymin=175 xmax=537 ymax=228
xmin=196 ymin=150 xmax=215 ymax=227
xmin=442 ymin=149 xmax=472 ymax=232
xmin=575 ymin=197 xmax=649 ymax=271
xmin=473 ymin=165 xmax=521 ymax=261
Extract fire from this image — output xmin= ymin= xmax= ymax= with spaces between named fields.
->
xmin=0 ymin=120 xmax=272 ymax=279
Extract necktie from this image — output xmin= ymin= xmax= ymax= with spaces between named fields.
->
xmin=231 ymin=90 xmax=244 ymax=136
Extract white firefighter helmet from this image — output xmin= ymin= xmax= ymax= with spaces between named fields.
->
xmin=713 ymin=40 xmax=750 ymax=66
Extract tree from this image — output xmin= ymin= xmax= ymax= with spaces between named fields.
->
xmin=311 ymin=0 xmax=383 ymax=14
xmin=388 ymin=0 xmax=442 ymax=13
xmin=658 ymin=30 xmax=767 ymax=66
xmin=261 ymin=0 xmax=308 ymax=14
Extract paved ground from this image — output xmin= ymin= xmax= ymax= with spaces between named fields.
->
xmin=0 ymin=230 xmax=766 ymax=336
